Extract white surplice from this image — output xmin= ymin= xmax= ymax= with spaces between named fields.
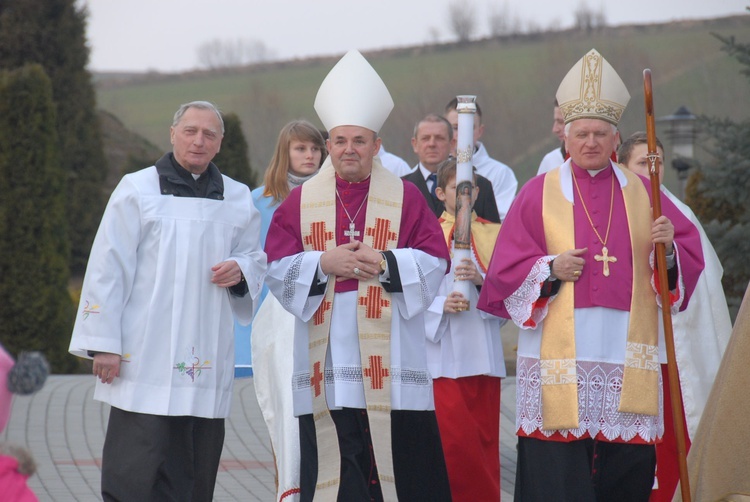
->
xmin=424 ymin=248 xmax=507 ymax=379
xmin=252 ymin=292 xmax=301 ymax=501
xmin=69 ymin=166 xmax=266 ymax=418
xmin=662 ymin=187 xmax=731 ymax=438
xmin=472 ymin=141 xmax=518 ymax=221
xmin=265 ymin=248 xmax=446 ymax=416
xmin=537 ymin=147 xmax=565 ymax=176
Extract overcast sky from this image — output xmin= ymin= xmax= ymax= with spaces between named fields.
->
xmin=80 ymin=0 xmax=748 ymax=73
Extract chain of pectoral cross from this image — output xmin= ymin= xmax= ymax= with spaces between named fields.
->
xmin=335 ymin=188 xmax=368 ymax=241
xmin=572 ymin=171 xmax=617 ymax=277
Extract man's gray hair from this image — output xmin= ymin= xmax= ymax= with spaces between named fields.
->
xmin=172 ymin=101 xmax=225 ymax=134
xmin=413 ymin=114 xmax=454 ymax=142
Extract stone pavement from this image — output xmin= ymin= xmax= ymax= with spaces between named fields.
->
xmin=1 ymin=375 xmax=518 ymax=501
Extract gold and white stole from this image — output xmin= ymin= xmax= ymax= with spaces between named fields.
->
xmin=300 ymin=156 xmax=402 ymax=500
xmin=540 ymin=165 xmax=658 ymax=430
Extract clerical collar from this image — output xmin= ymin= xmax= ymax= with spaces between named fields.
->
xmin=335 ymin=173 xmax=371 ymax=187
xmin=158 ymin=152 xmax=224 ymax=200
xmin=571 ymin=161 xmax=611 ymax=178
xmin=169 ymin=154 xmax=209 ymax=183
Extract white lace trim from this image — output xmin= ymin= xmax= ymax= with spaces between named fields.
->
xmin=504 ymin=255 xmax=556 ymax=329
xmin=515 ymin=356 xmax=664 ymax=442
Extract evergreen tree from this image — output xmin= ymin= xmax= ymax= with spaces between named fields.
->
xmin=0 ymin=0 xmax=107 ymax=275
xmin=0 ymin=65 xmax=76 ymax=373
xmin=212 ymin=112 xmax=258 ymax=189
xmin=687 ymin=32 xmax=750 ymax=318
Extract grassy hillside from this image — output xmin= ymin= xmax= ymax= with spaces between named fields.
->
xmin=96 ymin=15 xmax=750 ymax=195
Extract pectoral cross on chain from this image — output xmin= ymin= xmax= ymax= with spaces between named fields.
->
xmin=344 ymin=222 xmax=360 ymax=241
xmin=594 ymin=246 xmax=617 ymax=277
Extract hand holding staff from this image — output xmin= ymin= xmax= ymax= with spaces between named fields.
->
xmin=644 ymin=68 xmax=691 ymax=502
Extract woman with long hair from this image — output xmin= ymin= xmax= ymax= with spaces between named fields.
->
xmin=253 ymin=120 xmax=327 ymax=249
xmin=235 ymin=120 xmax=326 ymax=376
xmin=246 ymin=120 xmax=326 ymax=502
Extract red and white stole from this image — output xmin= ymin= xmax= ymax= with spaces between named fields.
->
xmin=300 ymin=156 xmax=402 ymax=500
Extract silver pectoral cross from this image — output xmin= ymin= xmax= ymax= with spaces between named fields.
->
xmin=594 ymin=246 xmax=617 ymax=277
xmin=344 ymin=221 xmax=360 ymax=241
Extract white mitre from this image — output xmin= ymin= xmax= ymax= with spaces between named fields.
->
xmin=556 ymin=48 xmax=630 ymax=126
xmin=314 ymin=50 xmax=394 ymax=133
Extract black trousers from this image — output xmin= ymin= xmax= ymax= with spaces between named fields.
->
xmin=299 ymin=408 xmax=452 ymax=501
xmin=101 ymin=407 xmax=225 ymax=502
xmin=514 ymin=436 xmax=656 ymax=502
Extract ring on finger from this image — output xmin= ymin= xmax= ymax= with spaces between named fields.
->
xmin=353 ymin=267 xmax=361 ymax=276
xmin=573 ymin=270 xmax=581 ymax=277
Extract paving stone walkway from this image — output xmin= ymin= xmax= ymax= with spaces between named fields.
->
xmin=1 ymin=375 xmax=518 ymax=501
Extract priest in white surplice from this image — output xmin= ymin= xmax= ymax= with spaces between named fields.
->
xmin=264 ymin=50 xmax=452 ymax=501
xmin=69 ymin=101 xmax=266 ymax=502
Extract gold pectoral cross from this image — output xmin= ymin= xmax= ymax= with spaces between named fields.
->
xmin=595 ymin=246 xmax=617 ymax=277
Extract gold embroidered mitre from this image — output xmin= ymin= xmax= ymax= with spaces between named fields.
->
xmin=556 ymin=48 xmax=630 ymax=126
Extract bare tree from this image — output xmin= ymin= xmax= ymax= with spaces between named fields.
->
xmin=574 ymin=1 xmax=607 ymax=34
xmin=427 ymin=26 xmax=441 ymax=45
xmin=506 ymin=13 xmax=524 ymax=36
xmin=526 ymin=19 xmax=542 ymax=35
xmin=547 ymin=17 xmax=563 ymax=33
xmin=594 ymin=7 xmax=607 ymax=30
xmin=488 ymin=2 xmax=510 ymax=38
xmin=196 ymin=38 xmax=275 ymax=70
xmin=447 ymin=0 xmax=477 ymax=43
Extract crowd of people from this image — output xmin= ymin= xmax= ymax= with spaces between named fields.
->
xmin=64 ymin=46 xmax=736 ymax=502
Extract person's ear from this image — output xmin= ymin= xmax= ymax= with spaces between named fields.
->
xmin=435 ymin=186 xmax=447 ymax=202
xmin=475 ymin=123 xmax=485 ymax=142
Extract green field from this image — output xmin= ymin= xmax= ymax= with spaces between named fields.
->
xmin=96 ymin=15 xmax=750 ymax=194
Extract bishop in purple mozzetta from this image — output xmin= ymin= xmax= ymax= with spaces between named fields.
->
xmin=477 ymin=48 xmax=704 ymax=501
